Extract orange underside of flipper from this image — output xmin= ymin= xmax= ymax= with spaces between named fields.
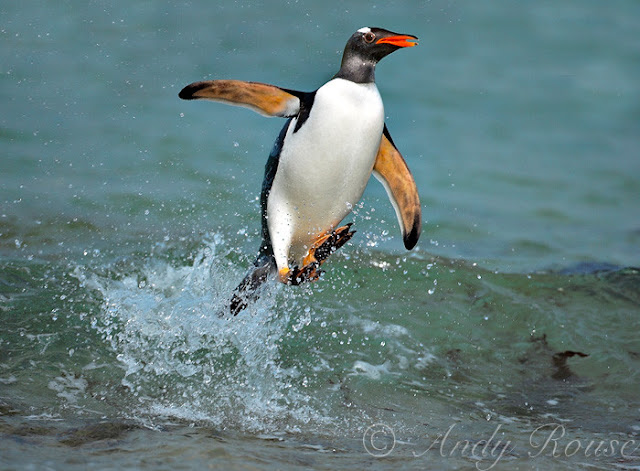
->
xmin=179 ymin=80 xmax=301 ymax=117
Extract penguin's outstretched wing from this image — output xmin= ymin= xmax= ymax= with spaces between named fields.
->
xmin=179 ymin=80 xmax=302 ymax=117
xmin=372 ymin=125 xmax=422 ymax=250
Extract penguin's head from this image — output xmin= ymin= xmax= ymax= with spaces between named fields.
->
xmin=336 ymin=27 xmax=418 ymax=83
xmin=351 ymin=27 xmax=418 ymax=61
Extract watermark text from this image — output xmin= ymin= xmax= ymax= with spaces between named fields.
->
xmin=363 ymin=422 xmax=638 ymax=469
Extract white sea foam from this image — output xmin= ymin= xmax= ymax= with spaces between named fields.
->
xmin=73 ymin=234 xmax=335 ymax=433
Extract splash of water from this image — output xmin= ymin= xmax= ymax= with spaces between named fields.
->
xmin=74 ymin=234 xmax=334 ymax=432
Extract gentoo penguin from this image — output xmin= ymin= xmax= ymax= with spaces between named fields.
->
xmin=180 ymin=27 xmax=421 ymax=315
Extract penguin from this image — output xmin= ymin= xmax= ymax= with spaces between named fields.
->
xmin=179 ymin=27 xmax=422 ymax=315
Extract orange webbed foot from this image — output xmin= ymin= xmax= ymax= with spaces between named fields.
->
xmin=285 ymin=224 xmax=355 ymax=286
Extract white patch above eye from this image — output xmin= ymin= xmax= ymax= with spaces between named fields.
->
xmin=357 ymin=27 xmax=372 ymax=34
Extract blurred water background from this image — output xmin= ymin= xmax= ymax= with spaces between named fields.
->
xmin=1 ymin=1 xmax=639 ymax=469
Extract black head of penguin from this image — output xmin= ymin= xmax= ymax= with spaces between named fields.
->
xmin=334 ymin=27 xmax=418 ymax=83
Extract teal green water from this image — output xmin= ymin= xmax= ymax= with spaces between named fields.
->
xmin=1 ymin=1 xmax=639 ymax=470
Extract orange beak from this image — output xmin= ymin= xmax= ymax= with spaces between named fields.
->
xmin=376 ymin=34 xmax=418 ymax=48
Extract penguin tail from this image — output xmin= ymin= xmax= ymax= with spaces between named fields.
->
xmin=228 ymin=253 xmax=277 ymax=316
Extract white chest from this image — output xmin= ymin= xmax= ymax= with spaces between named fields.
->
xmin=267 ymin=78 xmax=385 ymax=262
xmin=274 ymin=79 xmax=384 ymax=201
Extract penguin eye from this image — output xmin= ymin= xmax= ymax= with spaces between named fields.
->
xmin=363 ymin=32 xmax=376 ymax=44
